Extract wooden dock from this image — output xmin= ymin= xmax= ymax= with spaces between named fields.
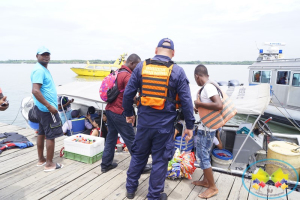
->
xmin=0 ymin=122 xmax=299 ymax=200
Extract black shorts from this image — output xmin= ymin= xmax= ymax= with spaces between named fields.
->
xmin=35 ymin=106 xmax=63 ymax=140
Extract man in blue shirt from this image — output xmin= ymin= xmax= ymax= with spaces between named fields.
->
xmin=123 ymin=38 xmax=195 ymax=199
xmin=31 ymin=46 xmax=63 ymax=171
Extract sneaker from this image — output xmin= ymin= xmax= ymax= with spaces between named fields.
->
xmin=101 ymin=163 xmax=118 ymax=173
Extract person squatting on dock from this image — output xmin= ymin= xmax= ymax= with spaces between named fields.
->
xmin=123 ymin=38 xmax=195 ymax=200
xmin=192 ymin=65 xmax=223 ymax=199
xmin=31 ymin=46 xmax=64 ymax=171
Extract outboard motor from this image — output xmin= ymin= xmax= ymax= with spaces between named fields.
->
xmin=228 ymin=80 xmax=240 ymax=86
xmin=217 ymin=81 xmax=227 ymax=86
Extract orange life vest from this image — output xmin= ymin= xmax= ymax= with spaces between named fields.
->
xmin=198 ymin=82 xmax=237 ymax=129
xmin=139 ymin=59 xmax=180 ymax=110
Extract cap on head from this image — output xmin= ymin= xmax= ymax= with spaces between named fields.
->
xmin=71 ymin=110 xmax=80 ymax=118
xmin=37 ymin=46 xmax=51 ymax=55
xmin=157 ymin=38 xmax=174 ymax=50
xmin=87 ymin=106 xmax=95 ymax=114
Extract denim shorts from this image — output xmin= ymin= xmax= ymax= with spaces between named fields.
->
xmin=196 ymin=129 xmax=216 ymax=169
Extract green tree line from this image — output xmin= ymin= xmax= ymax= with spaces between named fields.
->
xmin=0 ymin=60 xmax=254 ymax=65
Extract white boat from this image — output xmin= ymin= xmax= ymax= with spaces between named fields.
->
xmin=220 ymin=42 xmax=300 ymax=130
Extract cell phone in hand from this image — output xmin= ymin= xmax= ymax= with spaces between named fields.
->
xmin=1 ymin=100 xmax=9 ymax=106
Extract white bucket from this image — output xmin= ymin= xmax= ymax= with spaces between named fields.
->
xmin=212 ymin=155 xmax=232 ymax=169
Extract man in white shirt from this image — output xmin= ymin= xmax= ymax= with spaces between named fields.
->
xmin=192 ymin=65 xmax=222 ymax=199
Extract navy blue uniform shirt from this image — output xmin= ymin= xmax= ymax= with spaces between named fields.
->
xmin=123 ymin=55 xmax=195 ymax=130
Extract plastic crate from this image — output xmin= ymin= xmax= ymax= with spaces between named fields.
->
xmin=64 ymin=134 xmax=104 ymax=157
xmin=64 ymin=150 xmax=103 ymax=164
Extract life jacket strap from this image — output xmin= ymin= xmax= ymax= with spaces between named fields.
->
xmin=145 ymin=58 xmax=174 ymax=67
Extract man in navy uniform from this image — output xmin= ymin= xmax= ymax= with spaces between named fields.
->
xmin=123 ymin=38 xmax=195 ymax=199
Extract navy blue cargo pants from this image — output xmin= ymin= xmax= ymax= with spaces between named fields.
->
xmin=126 ymin=126 xmax=175 ymax=200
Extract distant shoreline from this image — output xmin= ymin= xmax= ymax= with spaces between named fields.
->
xmin=0 ymin=60 xmax=254 ymax=65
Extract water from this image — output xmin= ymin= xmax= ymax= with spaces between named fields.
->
xmin=0 ymin=63 xmax=298 ymax=134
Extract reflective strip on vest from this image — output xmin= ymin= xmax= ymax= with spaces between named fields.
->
xmin=140 ymin=59 xmax=180 ymax=110
xmin=198 ymin=88 xmax=237 ymax=129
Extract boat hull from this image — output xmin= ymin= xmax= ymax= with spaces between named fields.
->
xmin=71 ymin=68 xmax=111 ymax=77
xmin=263 ymin=105 xmax=300 ymax=128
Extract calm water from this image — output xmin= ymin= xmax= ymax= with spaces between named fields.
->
xmin=0 ymin=63 xmax=298 ymax=134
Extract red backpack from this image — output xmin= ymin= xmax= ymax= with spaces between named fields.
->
xmin=99 ymin=68 xmax=129 ymax=102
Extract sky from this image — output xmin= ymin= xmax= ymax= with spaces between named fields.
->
xmin=1 ymin=0 xmax=300 ymax=61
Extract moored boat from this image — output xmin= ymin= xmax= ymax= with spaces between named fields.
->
xmin=70 ymin=53 xmax=127 ymax=77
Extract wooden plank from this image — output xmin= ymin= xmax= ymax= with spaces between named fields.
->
xmin=286 ymin=188 xmax=300 ymax=200
xmin=27 ymin=158 xmax=128 ymax=200
xmin=209 ymin=173 xmax=235 ymax=200
xmin=63 ymin=155 xmax=131 ymax=200
xmin=186 ymin=171 xmax=221 ymax=199
xmin=1 ymin=156 xmax=83 ymax=200
xmin=0 ymin=149 xmax=63 ymax=190
xmin=0 ymin=124 xmax=24 ymax=132
xmin=103 ymin=172 xmax=150 ymax=200
xmin=0 ymin=134 xmax=64 ymax=162
xmin=0 ymin=129 xmax=39 ymax=157
xmin=168 ymin=169 xmax=203 ymax=200
xmin=0 ymin=136 xmax=65 ymax=175
xmin=41 ymin=153 xmax=130 ymax=200
xmin=267 ymin=184 xmax=287 ymax=200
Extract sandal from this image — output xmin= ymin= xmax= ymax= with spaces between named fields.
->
xmin=44 ymin=163 xmax=64 ymax=172
xmin=36 ymin=162 xmax=46 ymax=167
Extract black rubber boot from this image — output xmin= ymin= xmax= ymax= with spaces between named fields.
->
xmin=160 ymin=193 xmax=168 ymax=200
xmin=101 ymin=163 xmax=118 ymax=173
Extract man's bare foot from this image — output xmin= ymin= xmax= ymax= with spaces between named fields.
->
xmin=199 ymin=187 xmax=218 ymax=199
xmin=192 ymin=180 xmax=209 ymax=188
xmin=44 ymin=162 xmax=56 ymax=170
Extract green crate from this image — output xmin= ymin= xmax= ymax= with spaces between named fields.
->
xmin=64 ymin=151 xmax=103 ymax=164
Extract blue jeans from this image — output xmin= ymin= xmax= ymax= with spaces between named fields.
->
xmin=101 ymin=110 xmax=135 ymax=169
xmin=196 ymin=129 xmax=215 ymax=170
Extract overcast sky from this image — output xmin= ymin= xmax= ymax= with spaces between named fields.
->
xmin=1 ymin=0 xmax=300 ymax=61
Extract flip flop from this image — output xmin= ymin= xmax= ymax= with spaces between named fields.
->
xmin=199 ymin=189 xmax=218 ymax=199
xmin=44 ymin=163 xmax=64 ymax=172
xmin=36 ymin=162 xmax=46 ymax=167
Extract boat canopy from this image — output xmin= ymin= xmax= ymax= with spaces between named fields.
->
xmin=190 ymin=84 xmax=270 ymax=115
xmin=57 ymin=81 xmax=106 ymax=104
xmin=58 ymin=81 xmax=270 ymax=115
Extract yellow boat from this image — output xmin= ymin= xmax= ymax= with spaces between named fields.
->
xmin=70 ymin=53 xmax=127 ymax=77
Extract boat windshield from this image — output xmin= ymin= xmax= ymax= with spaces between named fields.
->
xmin=276 ymin=71 xmax=290 ymax=85
xmin=252 ymin=70 xmax=271 ymax=83
xmin=292 ymin=73 xmax=300 ymax=87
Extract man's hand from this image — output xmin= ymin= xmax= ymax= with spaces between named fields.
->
xmin=70 ymin=99 xmax=74 ymax=103
xmin=193 ymin=107 xmax=198 ymax=114
xmin=86 ymin=113 xmax=91 ymax=120
xmin=47 ymin=105 xmax=58 ymax=114
xmin=182 ymin=129 xmax=193 ymax=143
xmin=0 ymin=96 xmax=9 ymax=111
xmin=0 ymin=96 xmax=7 ymax=105
xmin=126 ymin=115 xmax=135 ymax=126
xmin=194 ymin=99 xmax=202 ymax=109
